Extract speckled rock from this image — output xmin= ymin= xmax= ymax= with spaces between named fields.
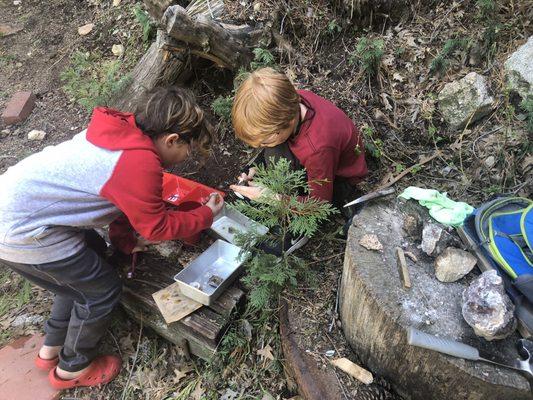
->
xmin=435 ymin=247 xmax=477 ymax=282
xmin=462 ymin=270 xmax=517 ymax=341
xmin=504 ymin=36 xmax=533 ymax=100
xmin=438 ymin=72 xmax=494 ymax=130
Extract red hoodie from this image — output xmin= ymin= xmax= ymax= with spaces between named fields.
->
xmin=290 ymin=90 xmax=368 ymax=202
xmin=86 ymin=107 xmax=213 ymax=253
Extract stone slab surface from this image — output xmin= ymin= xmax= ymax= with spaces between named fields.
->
xmin=0 ymin=334 xmax=59 ymax=400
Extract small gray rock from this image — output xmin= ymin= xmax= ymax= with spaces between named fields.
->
xmin=438 ymin=72 xmax=494 ymax=130
xmin=435 ymin=247 xmax=477 ymax=282
xmin=12 ymin=313 xmax=44 ymax=327
xmin=462 ymin=270 xmax=516 ymax=341
xmin=421 ymin=223 xmax=443 ymax=256
xmin=504 ymin=36 xmax=533 ymax=100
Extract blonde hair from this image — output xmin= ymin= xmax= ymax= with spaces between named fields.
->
xmin=232 ymin=68 xmax=300 ymax=147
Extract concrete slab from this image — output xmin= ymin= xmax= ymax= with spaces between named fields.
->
xmin=0 ymin=334 xmax=59 ymax=400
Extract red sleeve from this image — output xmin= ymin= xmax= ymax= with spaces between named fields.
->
xmin=300 ymin=147 xmax=338 ymax=202
xmin=108 ymin=214 xmax=136 ymax=254
xmin=101 ymin=150 xmax=213 ymax=245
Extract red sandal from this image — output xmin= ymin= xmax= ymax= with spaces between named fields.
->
xmin=48 ymin=355 xmax=122 ymax=390
xmin=34 ymin=355 xmax=59 ymax=371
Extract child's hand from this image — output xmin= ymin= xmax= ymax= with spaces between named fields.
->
xmin=229 ymin=181 xmax=267 ymax=200
xmin=132 ymin=237 xmax=159 ymax=253
xmin=238 ymin=167 xmax=256 ymax=183
xmin=204 ymin=193 xmax=224 ymax=216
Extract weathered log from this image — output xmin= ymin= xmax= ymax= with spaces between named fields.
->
xmin=339 ymin=200 xmax=533 ymax=400
xmin=279 ymin=299 xmax=343 ymax=400
xmin=118 ymin=251 xmax=244 ymax=361
xmin=111 ymin=30 xmax=189 ymax=111
xmin=143 ymin=0 xmax=179 ymax=20
xmin=113 ymin=0 xmax=265 ymax=111
xmin=162 ymin=5 xmax=258 ymax=69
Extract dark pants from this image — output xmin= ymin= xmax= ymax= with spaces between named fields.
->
xmin=0 ymin=231 xmax=122 ymax=372
xmin=262 ymin=143 xmax=360 ymax=217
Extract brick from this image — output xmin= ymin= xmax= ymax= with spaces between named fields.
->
xmin=2 ymin=91 xmax=36 ymax=125
xmin=0 ymin=334 xmax=60 ymax=400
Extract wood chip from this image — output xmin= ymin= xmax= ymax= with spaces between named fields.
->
xmin=395 ymin=247 xmax=412 ymax=288
xmin=330 ymin=358 xmax=373 ymax=385
xmin=404 ymin=251 xmax=418 ymax=263
xmin=359 ymin=234 xmax=383 ymax=251
xmin=152 ymin=282 xmax=202 ymax=324
xmin=78 ymin=23 xmax=94 ymax=36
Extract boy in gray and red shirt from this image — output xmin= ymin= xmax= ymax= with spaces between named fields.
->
xmin=0 ymin=87 xmax=224 ymax=389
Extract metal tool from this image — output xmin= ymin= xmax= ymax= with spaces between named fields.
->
xmin=344 ymin=186 xmax=396 ymax=208
xmin=127 ymin=252 xmax=138 ymax=279
xmin=407 ymin=327 xmax=533 ymax=381
xmin=232 ymin=177 xmax=246 ymax=199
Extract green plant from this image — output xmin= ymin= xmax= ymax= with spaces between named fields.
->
xmin=232 ymin=158 xmax=337 ymax=311
xmin=250 ymin=48 xmax=276 ymax=71
xmin=211 ymin=95 xmax=233 ymax=121
xmin=361 ymin=125 xmax=383 ymax=159
xmin=476 ymin=0 xmax=498 ymax=21
xmin=133 ymin=4 xmax=155 ymax=43
xmin=327 ymin=19 xmax=342 ymax=35
xmin=349 ymin=36 xmax=384 ymax=77
xmin=61 ymin=51 xmax=131 ymax=111
xmin=430 ymin=38 xmax=469 ymax=75
xmin=520 ymin=96 xmax=533 ymax=133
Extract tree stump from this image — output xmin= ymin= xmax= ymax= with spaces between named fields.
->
xmin=339 ymin=200 xmax=533 ymax=400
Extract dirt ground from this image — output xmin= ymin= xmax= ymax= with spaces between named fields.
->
xmin=0 ymin=0 xmax=532 ymax=399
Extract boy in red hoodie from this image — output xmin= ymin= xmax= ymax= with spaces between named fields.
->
xmin=230 ymin=67 xmax=367 ymax=208
xmin=0 ymin=87 xmax=224 ymax=389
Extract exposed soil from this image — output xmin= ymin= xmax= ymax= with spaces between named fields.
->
xmin=0 ymin=0 xmax=532 ymax=399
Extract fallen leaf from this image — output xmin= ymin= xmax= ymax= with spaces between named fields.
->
xmin=359 ymin=234 xmax=383 ymax=251
xmin=393 ymin=72 xmax=405 ymax=82
xmin=78 ymin=23 xmax=94 ymax=36
xmin=192 ymin=381 xmax=205 ymax=400
xmin=112 ymin=0 xmax=121 ymax=5
xmin=256 ymin=344 xmax=275 ymax=362
xmin=172 ymin=368 xmax=189 ymax=384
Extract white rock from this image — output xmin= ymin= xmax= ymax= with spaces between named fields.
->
xmin=78 ymin=23 xmax=94 ymax=36
xmin=12 ymin=313 xmax=44 ymax=327
xmin=13 ymin=0 xmax=21 ymax=5
xmin=359 ymin=234 xmax=383 ymax=251
xmin=434 ymin=247 xmax=477 ymax=282
xmin=504 ymin=36 xmax=533 ymax=100
xmin=421 ymin=223 xmax=443 ymax=256
xmin=113 ymin=0 xmax=121 ymax=6
xmin=111 ymin=44 xmax=124 ymax=56
xmin=484 ymin=155 xmax=496 ymax=168
xmin=27 ymin=129 xmax=47 ymax=141
xmin=438 ymin=72 xmax=494 ymax=130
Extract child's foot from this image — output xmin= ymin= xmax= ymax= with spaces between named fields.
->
xmin=35 ymin=345 xmax=61 ymax=371
xmin=48 ymin=355 xmax=122 ymax=389
xmin=39 ymin=345 xmax=62 ymax=360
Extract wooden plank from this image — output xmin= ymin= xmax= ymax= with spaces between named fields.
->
xmin=116 ymin=251 xmax=245 ymax=360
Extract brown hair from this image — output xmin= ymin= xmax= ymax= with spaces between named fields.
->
xmin=134 ymin=86 xmax=213 ymax=155
xmin=232 ymin=68 xmax=300 ymax=147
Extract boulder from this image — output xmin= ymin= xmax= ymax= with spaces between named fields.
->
xmin=438 ymin=72 xmax=494 ymax=130
xmin=462 ymin=270 xmax=517 ymax=341
xmin=27 ymin=130 xmax=46 ymax=141
xmin=504 ymin=36 xmax=533 ymax=100
xmin=434 ymin=247 xmax=477 ymax=282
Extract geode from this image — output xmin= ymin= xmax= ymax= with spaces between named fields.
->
xmin=462 ymin=270 xmax=517 ymax=341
